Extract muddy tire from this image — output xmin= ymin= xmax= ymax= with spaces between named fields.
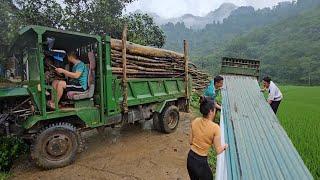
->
xmin=159 ymin=105 xmax=179 ymax=133
xmin=77 ymin=129 xmax=86 ymax=153
xmin=31 ymin=122 xmax=79 ymax=169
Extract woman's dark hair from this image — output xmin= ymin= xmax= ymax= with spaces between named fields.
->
xmin=263 ymin=76 xmax=271 ymax=83
xmin=214 ymin=75 xmax=224 ymax=85
xmin=199 ymin=96 xmax=215 ymax=117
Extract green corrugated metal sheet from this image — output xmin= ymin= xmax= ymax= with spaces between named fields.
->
xmin=221 ymin=75 xmax=313 ymax=180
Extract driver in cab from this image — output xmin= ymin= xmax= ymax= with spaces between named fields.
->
xmin=47 ymin=52 xmax=88 ymax=109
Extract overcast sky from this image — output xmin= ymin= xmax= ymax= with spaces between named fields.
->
xmin=124 ymin=0 xmax=293 ymax=18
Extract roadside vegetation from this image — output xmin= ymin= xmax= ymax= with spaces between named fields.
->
xmin=0 ymin=137 xmax=27 ymax=179
xmin=0 ymin=172 xmax=10 ymax=180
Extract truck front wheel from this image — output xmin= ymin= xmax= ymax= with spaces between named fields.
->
xmin=31 ymin=122 xmax=79 ymax=169
xmin=159 ymin=105 xmax=180 ymax=133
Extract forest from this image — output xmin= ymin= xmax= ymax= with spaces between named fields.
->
xmin=162 ymin=0 xmax=320 ymax=85
xmin=0 ymin=0 xmax=165 ymax=72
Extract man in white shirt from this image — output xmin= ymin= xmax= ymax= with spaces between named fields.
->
xmin=261 ymin=76 xmax=283 ymax=114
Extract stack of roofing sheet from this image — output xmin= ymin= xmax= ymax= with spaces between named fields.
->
xmin=219 ymin=75 xmax=313 ymax=180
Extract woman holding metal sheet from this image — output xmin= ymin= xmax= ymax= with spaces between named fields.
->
xmin=187 ymin=96 xmax=228 ymax=180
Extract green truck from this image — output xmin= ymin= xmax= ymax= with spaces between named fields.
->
xmin=0 ymin=26 xmax=190 ymax=169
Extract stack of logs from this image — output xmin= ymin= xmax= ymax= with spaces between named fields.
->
xmin=110 ymin=39 xmax=210 ymax=91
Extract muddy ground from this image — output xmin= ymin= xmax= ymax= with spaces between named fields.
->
xmin=10 ymin=113 xmax=193 ymax=180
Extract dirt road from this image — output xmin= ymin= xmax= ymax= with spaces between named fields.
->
xmin=10 ymin=113 xmax=193 ymax=180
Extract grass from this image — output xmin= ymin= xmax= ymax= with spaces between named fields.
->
xmin=208 ymin=148 xmax=217 ymax=173
xmin=0 ymin=172 xmax=9 ymax=180
xmin=277 ymin=86 xmax=320 ymax=179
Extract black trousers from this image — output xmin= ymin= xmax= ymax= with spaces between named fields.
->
xmin=270 ymin=100 xmax=281 ymax=114
xmin=187 ymin=150 xmax=213 ymax=180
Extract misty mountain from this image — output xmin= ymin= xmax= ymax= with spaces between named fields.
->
xmin=143 ymin=3 xmax=238 ymax=29
xmin=205 ymin=3 xmax=238 ymax=23
xmin=161 ymin=0 xmax=320 ymax=85
xmin=221 ymin=5 xmax=320 ymax=85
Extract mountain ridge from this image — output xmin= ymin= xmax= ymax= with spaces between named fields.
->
xmin=161 ymin=0 xmax=320 ymax=85
xmin=134 ymin=3 xmax=238 ymax=29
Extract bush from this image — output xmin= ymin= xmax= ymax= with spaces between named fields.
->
xmin=0 ymin=172 xmax=10 ymax=180
xmin=208 ymin=148 xmax=217 ymax=174
xmin=0 ymin=137 xmax=27 ymax=172
xmin=190 ymin=93 xmax=201 ymax=108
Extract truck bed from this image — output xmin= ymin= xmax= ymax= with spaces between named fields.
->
xmin=125 ymin=78 xmax=186 ymax=106
xmin=104 ymin=77 xmax=188 ymax=116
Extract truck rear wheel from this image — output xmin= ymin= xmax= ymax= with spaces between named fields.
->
xmin=31 ymin=122 xmax=79 ymax=169
xmin=159 ymin=105 xmax=180 ymax=133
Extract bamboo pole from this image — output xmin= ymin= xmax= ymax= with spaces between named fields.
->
xmin=111 ymin=38 xmax=184 ymax=59
xmin=109 ymin=37 xmax=211 ymax=92
xmin=184 ymin=40 xmax=190 ymax=112
xmin=122 ymin=25 xmax=128 ymax=113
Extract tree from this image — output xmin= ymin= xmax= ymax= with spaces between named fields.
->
xmin=0 ymin=0 xmax=18 ymax=65
xmin=14 ymin=0 xmax=64 ymax=28
xmin=63 ymin=1 xmax=165 ymax=47
xmin=1 ymin=0 xmax=166 ymax=64
xmin=63 ymin=0 xmax=135 ymax=37
xmin=162 ymin=0 xmax=320 ymax=85
xmin=125 ymin=13 xmax=165 ymax=47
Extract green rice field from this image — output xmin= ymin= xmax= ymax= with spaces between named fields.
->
xmin=277 ymin=86 xmax=320 ymax=179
